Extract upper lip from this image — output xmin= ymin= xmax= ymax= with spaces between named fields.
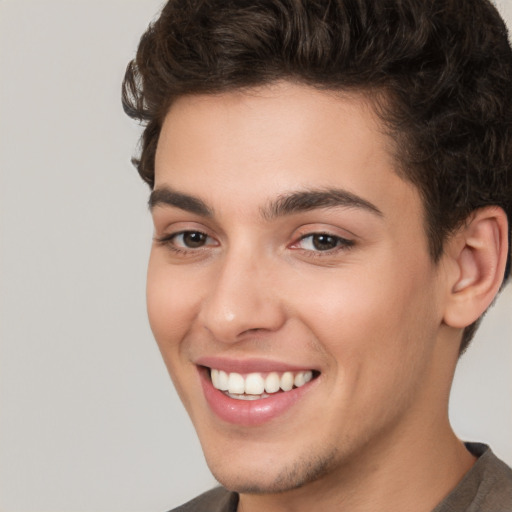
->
xmin=195 ymin=356 xmax=318 ymax=374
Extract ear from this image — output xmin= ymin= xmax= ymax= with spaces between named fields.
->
xmin=443 ymin=206 xmax=509 ymax=329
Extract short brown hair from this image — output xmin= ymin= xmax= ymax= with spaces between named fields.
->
xmin=122 ymin=0 xmax=512 ymax=353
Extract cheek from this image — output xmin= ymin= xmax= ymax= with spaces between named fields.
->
xmin=289 ymin=258 xmax=439 ymax=368
xmin=146 ymin=253 xmax=199 ymax=359
xmin=146 ymin=254 xmax=206 ymax=416
xmin=292 ymin=265 xmax=440 ymax=433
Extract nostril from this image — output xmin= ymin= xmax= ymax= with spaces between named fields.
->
xmin=242 ymin=327 xmax=263 ymax=334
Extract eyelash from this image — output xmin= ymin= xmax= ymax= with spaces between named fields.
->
xmin=155 ymin=231 xmax=216 ymax=255
xmin=155 ymin=230 xmax=355 ymax=257
xmin=292 ymin=233 xmax=355 ymax=256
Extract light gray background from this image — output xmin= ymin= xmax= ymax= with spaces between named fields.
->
xmin=0 ymin=1 xmax=511 ymax=510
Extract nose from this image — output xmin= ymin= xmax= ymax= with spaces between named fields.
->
xmin=198 ymin=250 xmax=287 ymax=343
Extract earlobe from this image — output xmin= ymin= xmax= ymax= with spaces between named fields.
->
xmin=443 ymin=207 xmax=509 ymax=329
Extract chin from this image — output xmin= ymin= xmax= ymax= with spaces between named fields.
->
xmin=205 ymin=448 xmax=338 ymax=495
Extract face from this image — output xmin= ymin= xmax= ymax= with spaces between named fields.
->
xmin=148 ymin=83 xmax=451 ymax=494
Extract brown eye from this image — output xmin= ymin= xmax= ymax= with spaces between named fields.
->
xmin=179 ymin=231 xmax=208 ymax=248
xmin=156 ymin=229 xmax=219 ymax=253
xmin=311 ymin=234 xmax=339 ymax=251
xmin=294 ymin=233 xmax=354 ymax=253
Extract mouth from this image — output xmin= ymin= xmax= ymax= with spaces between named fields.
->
xmin=209 ymin=368 xmax=316 ymax=400
xmin=197 ymin=362 xmax=320 ymax=426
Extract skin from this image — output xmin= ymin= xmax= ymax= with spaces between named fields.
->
xmin=148 ymin=82 xmax=481 ymax=512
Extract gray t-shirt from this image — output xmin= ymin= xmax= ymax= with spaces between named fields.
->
xmin=170 ymin=444 xmax=512 ymax=512
xmin=433 ymin=443 xmax=512 ymax=512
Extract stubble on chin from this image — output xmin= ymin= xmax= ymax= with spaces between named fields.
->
xmin=212 ymin=448 xmax=339 ymax=495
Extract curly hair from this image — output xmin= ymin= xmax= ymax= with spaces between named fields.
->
xmin=122 ymin=0 xmax=512 ymax=353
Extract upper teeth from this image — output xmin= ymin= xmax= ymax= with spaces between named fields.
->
xmin=210 ymin=369 xmax=313 ymax=395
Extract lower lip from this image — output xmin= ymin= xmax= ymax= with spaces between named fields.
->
xmin=199 ymin=368 xmax=317 ymax=426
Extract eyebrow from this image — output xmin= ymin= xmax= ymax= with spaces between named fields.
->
xmin=148 ymin=187 xmax=212 ymax=217
xmin=148 ymin=186 xmax=383 ymax=219
xmin=261 ymin=188 xmax=383 ymax=220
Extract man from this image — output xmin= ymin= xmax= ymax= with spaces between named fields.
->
xmin=122 ymin=1 xmax=512 ymax=510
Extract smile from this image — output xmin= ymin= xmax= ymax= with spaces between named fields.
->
xmin=199 ymin=363 xmax=320 ymax=426
xmin=210 ymin=368 xmax=314 ymax=399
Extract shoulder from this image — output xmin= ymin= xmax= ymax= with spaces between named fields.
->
xmin=468 ymin=444 xmax=512 ymax=511
xmin=167 ymin=487 xmax=238 ymax=512
xmin=434 ymin=443 xmax=512 ymax=512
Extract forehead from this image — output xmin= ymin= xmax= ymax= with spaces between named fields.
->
xmin=154 ymin=82 xmax=422 ymax=225
xmin=157 ymin=83 xmax=388 ymax=172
